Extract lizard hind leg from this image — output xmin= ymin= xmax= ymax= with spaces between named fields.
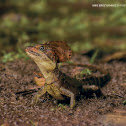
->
xmin=82 ymin=85 xmax=103 ymax=97
xmin=82 ymin=85 xmax=99 ymax=91
xmin=31 ymin=86 xmax=46 ymax=106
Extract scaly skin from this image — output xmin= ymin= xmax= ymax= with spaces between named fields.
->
xmin=25 ymin=41 xmax=110 ymax=108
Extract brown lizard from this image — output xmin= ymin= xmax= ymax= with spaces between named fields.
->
xmin=25 ymin=41 xmax=110 ymax=108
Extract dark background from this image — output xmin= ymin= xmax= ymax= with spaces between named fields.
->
xmin=0 ymin=0 xmax=126 ymax=61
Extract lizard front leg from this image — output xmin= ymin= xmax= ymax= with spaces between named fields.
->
xmin=31 ymin=86 xmax=46 ymax=106
xmin=33 ymin=72 xmax=45 ymax=87
xmin=60 ymin=87 xmax=76 ymax=108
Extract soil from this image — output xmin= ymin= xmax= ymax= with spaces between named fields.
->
xmin=0 ymin=54 xmax=126 ymax=126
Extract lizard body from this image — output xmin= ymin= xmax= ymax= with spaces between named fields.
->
xmin=25 ymin=41 xmax=110 ymax=108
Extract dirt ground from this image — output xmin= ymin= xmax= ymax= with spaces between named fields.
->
xmin=0 ymin=54 xmax=126 ymax=126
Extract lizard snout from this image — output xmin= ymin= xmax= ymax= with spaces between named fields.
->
xmin=25 ymin=46 xmax=34 ymax=52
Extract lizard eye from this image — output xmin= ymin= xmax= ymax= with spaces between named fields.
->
xmin=40 ymin=46 xmax=44 ymax=51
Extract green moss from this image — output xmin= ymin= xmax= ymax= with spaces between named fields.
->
xmin=76 ymin=68 xmax=92 ymax=79
xmin=2 ymin=48 xmax=29 ymax=63
xmin=123 ymin=100 xmax=126 ymax=105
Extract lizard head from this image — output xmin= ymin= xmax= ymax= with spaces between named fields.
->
xmin=25 ymin=44 xmax=57 ymax=71
xmin=25 ymin=41 xmax=72 ymax=71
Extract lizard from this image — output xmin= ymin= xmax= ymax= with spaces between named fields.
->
xmin=25 ymin=41 xmax=110 ymax=108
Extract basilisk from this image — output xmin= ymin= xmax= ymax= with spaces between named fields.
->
xmin=25 ymin=41 xmax=110 ymax=108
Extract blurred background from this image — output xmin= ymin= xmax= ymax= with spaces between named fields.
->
xmin=0 ymin=0 xmax=126 ymax=63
